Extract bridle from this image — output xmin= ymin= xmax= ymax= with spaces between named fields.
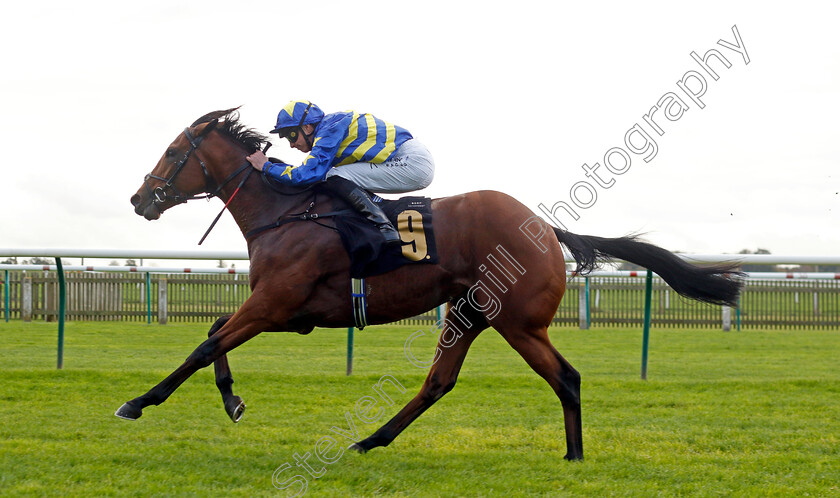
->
xmin=141 ymin=124 xmax=265 ymax=244
xmin=142 ymin=127 xmax=219 ymax=206
xmin=140 ymin=123 xmax=343 ymax=245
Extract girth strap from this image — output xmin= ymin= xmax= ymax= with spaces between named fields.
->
xmin=351 ymin=278 xmax=368 ymax=330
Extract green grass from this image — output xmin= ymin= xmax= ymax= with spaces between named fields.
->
xmin=1 ymin=320 xmax=839 ymax=497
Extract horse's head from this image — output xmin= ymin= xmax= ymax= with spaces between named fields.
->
xmin=131 ymin=117 xmax=224 ymax=220
xmin=132 ymin=107 xmax=267 ymax=221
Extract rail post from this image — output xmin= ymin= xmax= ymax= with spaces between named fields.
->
xmin=722 ymin=306 xmax=732 ymax=331
xmin=641 ymin=270 xmax=652 ymax=380
xmin=578 ymin=278 xmax=589 ymax=329
xmin=22 ymin=276 xmax=32 ymax=322
xmin=3 ymin=269 xmax=8 ymax=322
xmin=55 ymin=257 xmax=66 ymax=369
xmin=145 ymin=272 xmax=152 ymax=325
xmin=346 ymin=327 xmax=354 ymax=376
xmin=158 ymin=278 xmax=168 ymax=325
xmin=585 ymin=276 xmax=591 ymax=328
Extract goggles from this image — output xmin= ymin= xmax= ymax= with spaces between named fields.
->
xmin=278 ymin=127 xmax=299 ymax=142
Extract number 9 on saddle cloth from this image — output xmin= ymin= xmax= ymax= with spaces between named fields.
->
xmin=335 ymin=195 xmax=438 ymax=278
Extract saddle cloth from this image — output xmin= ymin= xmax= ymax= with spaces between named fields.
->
xmin=333 ymin=196 xmax=438 ymax=278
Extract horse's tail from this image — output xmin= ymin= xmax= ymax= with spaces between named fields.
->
xmin=553 ymin=228 xmax=744 ymax=307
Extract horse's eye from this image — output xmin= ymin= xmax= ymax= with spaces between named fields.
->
xmin=166 ymin=148 xmax=177 ymax=158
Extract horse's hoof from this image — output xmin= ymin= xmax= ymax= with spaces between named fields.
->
xmin=348 ymin=443 xmax=367 ymax=454
xmin=115 ymin=402 xmax=142 ymax=420
xmin=226 ymin=397 xmax=246 ymax=423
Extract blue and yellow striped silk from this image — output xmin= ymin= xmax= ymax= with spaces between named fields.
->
xmin=263 ymin=111 xmax=413 ymax=186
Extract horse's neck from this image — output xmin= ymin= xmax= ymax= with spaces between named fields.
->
xmin=205 ymin=137 xmax=321 ymax=241
xmin=215 ymin=168 xmax=315 ymax=240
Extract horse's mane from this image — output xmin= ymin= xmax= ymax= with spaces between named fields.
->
xmin=192 ymin=107 xmax=268 ymax=153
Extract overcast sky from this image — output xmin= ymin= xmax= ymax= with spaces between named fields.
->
xmin=2 ymin=1 xmax=838 ymax=267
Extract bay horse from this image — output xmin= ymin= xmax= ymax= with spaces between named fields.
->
xmin=120 ymin=108 xmax=743 ymax=460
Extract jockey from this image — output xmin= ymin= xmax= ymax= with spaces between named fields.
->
xmin=246 ymin=100 xmax=435 ymax=245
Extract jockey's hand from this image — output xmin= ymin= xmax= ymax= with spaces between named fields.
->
xmin=246 ymin=151 xmax=268 ymax=172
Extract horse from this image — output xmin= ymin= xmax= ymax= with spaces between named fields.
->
xmin=120 ymin=108 xmax=743 ymax=460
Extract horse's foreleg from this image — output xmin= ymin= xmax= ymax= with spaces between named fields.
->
xmin=207 ymin=315 xmax=246 ymax=422
xmin=351 ymin=313 xmax=486 ymax=453
xmin=115 ymin=312 xmax=267 ymax=421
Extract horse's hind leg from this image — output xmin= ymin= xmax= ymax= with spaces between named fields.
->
xmin=499 ymin=326 xmax=583 ymax=460
xmin=209 ymin=315 xmax=246 ymax=422
xmin=351 ymin=307 xmax=488 ymax=453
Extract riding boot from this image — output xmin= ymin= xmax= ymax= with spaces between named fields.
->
xmin=324 ymin=176 xmax=402 ymax=246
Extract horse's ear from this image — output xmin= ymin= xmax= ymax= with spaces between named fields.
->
xmin=194 ymin=119 xmax=219 ymax=137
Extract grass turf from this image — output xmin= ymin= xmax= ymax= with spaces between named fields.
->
xmin=0 ymin=320 xmax=838 ymax=496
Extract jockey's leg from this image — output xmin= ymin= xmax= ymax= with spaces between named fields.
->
xmin=323 ymin=139 xmax=435 ymax=245
xmin=324 ymin=175 xmax=402 ymax=245
xmin=324 ymin=139 xmax=435 ymax=194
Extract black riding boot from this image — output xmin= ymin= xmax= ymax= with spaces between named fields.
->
xmin=324 ymin=176 xmax=401 ymax=246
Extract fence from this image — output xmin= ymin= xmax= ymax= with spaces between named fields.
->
xmin=4 ymin=251 xmax=838 ymax=377
xmin=567 ymin=273 xmax=840 ymax=330
xmin=0 ymin=269 xmax=439 ymax=325
xmin=3 ymin=269 xmax=839 ymax=329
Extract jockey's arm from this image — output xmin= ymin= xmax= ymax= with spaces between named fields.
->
xmin=247 ymin=126 xmax=344 ymax=186
xmin=261 ymin=158 xmax=329 ymax=186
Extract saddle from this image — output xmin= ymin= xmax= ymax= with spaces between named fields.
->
xmin=333 ymin=195 xmax=439 ymax=278
xmin=248 ymin=170 xmax=439 ymax=278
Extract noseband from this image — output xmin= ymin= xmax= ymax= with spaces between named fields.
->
xmin=143 ymin=127 xmax=216 ymax=206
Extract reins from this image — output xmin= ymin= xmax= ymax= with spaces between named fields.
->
xmin=197 ymin=142 xmax=271 ymax=245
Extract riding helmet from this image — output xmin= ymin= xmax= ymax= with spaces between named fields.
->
xmin=270 ymin=100 xmax=325 ymax=134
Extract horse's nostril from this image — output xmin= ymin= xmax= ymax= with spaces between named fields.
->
xmin=130 ymin=194 xmax=141 ymax=207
